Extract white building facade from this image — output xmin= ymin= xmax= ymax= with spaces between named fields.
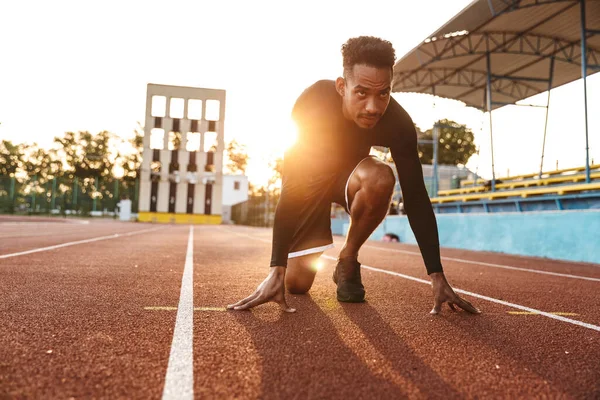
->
xmin=138 ymin=83 xmax=226 ymax=224
xmin=221 ymin=174 xmax=249 ymax=223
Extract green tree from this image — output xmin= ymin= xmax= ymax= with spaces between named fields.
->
xmin=225 ymin=139 xmax=249 ymax=174
xmin=21 ymin=144 xmax=54 ymax=181
xmin=418 ymin=119 xmax=477 ymax=166
xmin=18 ymin=144 xmax=60 ymax=212
xmin=54 ymin=131 xmax=116 ymax=180
xmin=0 ymin=140 xmax=23 ymax=176
xmin=118 ymin=122 xmax=144 ymax=183
xmin=268 ymin=157 xmax=283 ymax=189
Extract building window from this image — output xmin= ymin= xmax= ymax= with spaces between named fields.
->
xmin=234 ymin=181 xmax=240 ymax=190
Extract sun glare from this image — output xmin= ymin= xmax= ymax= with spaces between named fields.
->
xmin=269 ymin=118 xmax=298 ymax=153
xmin=312 ymin=259 xmax=324 ymax=272
xmin=113 ymin=165 xmax=125 ymax=179
xmin=242 ymin=117 xmax=299 ymax=186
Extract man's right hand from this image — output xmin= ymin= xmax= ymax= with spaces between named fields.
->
xmin=226 ymin=266 xmax=296 ymax=312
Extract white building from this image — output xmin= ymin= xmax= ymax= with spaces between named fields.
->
xmin=221 ymin=174 xmax=249 ymax=223
xmin=138 ymin=83 xmax=226 ymax=224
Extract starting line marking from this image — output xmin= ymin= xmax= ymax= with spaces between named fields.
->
xmin=324 ymin=255 xmax=600 ymax=333
xmin=145 ymin=306 xmax=227 ymax=312
xmin=507 ymin=311 xmax=579 ymax=316
xmin=362 ymin=244 xmax=600 ymax=283
xmin=162 ymin=226 xmax=194 ymax=400
xmin=223 ymin=228 xmax=600 ymax=332
xmin=0 ymin=226 xmax=165 ymax=259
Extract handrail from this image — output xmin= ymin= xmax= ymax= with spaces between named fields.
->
xmin=460 ymin=163 xmax=600 ymax=186
xmin=441 ymin=171 xmax=600 ymax=196
xmin=431 ymin=182 xmax=600 ymax=204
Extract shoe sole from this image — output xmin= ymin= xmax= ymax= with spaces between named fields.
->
xmin=333 ymin=271 xmax=365 ymax=302
xmin=337 ymin=293 xmax=366 ymax=303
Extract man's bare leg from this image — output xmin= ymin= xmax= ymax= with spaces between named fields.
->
xmin=339 ymin=157 xmax=396 ymax=259
xmin=285 ymin=252 xmax=324 ymax=294
xmin=333 ymin=157 xmax=395 ymax=302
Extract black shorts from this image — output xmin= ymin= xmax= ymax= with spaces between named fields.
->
xmin=286 ymin=156 xmax=375 ymax=259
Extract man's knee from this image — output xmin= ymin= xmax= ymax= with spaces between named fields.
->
xmin=285 ymin=255 xmax=320 ymax=294
xmin=286 ymin=278 xmax=311 ymax=294
xmin=361 ymin=162 xmax=395 ymax=200
xmin=285 ymin=272 xmax=313 ymax=294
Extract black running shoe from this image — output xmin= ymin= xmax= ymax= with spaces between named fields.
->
xmin=332 ymin=257 xmax=365 ymax=303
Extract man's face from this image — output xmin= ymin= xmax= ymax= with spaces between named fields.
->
xmin=336 ymin=64 xmax=393 ymax=129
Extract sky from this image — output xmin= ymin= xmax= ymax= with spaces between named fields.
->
xmin=1 ymin=0 xmax=598 ymax=184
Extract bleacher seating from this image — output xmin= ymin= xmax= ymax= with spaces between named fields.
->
xmin=429 ymin=163 xmax=600 ymax=215
xmin=437 ymin=164 xmax=600 ymax=197
xmin=431 ymin=182 xmax=600 ymax=204
xmin=460 ymin=164 xmax=600 ymax=187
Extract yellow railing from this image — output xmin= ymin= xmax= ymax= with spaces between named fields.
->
xmin=460 ymin=164 xmax=600 ymax=187
xmin=440 ymin=171 xmax=600 ymax=196
xmin=431 ymin=182 xmax=600 ymax=204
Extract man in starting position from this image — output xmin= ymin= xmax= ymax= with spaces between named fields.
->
xmin=228 ymin=36 xmax=480 ymax=315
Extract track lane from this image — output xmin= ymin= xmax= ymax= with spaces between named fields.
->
xmin=195 ymin=226 xmax=600 ymax=399
xmin=227 ymin=225 xmax=600 ymax=279
xmin=223 ymin=226 xmax=600 ymax=325
xmin=342 ymin=243 xmax=600 ymax=326
xmin=2 ymin=223 xmax=598 ymax=398
xmin=193 ymin=227 xmax=412 ymax=399
xmin=0 ymin=224 xmax=188 ymax=399
xmin=0 ymin=221 xmax=156 ymax=254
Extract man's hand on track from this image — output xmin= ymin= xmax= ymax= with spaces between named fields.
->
xmin=429 ymin=272 xmax=481 ymax=315
xmin=227 ymin=266 xmax=296 ymax=313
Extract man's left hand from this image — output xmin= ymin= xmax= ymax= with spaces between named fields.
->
xmin=429 ymin=272 xmax=481 ymax=315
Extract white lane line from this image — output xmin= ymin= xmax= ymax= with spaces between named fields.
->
xmin=220 ymin=229 xmax=600 ymax=332
xmin=361 ymin=244 xmax=600 ymax=282
xmin=162 ymin=226 xmax=194 ymax=400
xmin=229 ymin=228 xmax=600 ymax=282
xmin=0 ymin=220 xmax=90 ymax=225
xmin=0 ymin=226 xmax=165 ymax=259
xmin=321 ymin=255 xmax=600 ymax=332
xmin=0 ymin=229 xmax=96 ymax=239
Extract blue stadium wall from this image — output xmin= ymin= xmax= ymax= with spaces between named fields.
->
xmin=332 ymin=210 xmax=600 ymax=265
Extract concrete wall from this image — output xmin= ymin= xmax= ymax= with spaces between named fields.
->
xmin=333 ymin=210 xmax=600 ymax=265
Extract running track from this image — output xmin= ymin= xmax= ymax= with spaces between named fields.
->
xmin=0 ymin=218 xmax=598 ymax=399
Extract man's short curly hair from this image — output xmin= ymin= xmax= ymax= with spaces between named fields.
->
xmin=341 ymin=36 xmax=396 ymax=78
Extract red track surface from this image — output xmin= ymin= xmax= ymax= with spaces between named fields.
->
xmin=1 ymin=218 xmax=599 ymax=399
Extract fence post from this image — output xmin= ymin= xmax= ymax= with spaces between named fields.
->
xmin=44 ymin=180 xmax=49 ymax=212
xmin=32 ymin=175 xmax=37 ymax=212
xmin=51 ymin=177 xmax=57 ymax=210
xmin=93 ymin=176 xmax=98 ymax=212
xmin=114 ymin=179 xmax=119 ymax=210
xmin=9 ymin=176 xmax=15 ymax=208
xmin=73 ymin=178 xmax=78 ymax=210
xmin=134 ymin=178 xmax=139 ymax=211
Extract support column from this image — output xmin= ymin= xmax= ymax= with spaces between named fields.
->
xmin=539 ymin=56 xmax=555 ymax=179
xmin=433 ymin=123 xmax=440 ymax=196
xmin=486 ymin=52 xmax=497 ymax=192
xmin=432 ymin=86 xmax=439 ymax=197
xmin=580 ymin=0 xmax=591 ymax=183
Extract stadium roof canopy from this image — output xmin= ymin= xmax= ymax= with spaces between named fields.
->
xmin=392 ymin=0 xmax=600 ymax=111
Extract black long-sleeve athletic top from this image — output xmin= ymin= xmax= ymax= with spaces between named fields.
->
xmin=270 ymin=80 xmax=444 ymax=275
